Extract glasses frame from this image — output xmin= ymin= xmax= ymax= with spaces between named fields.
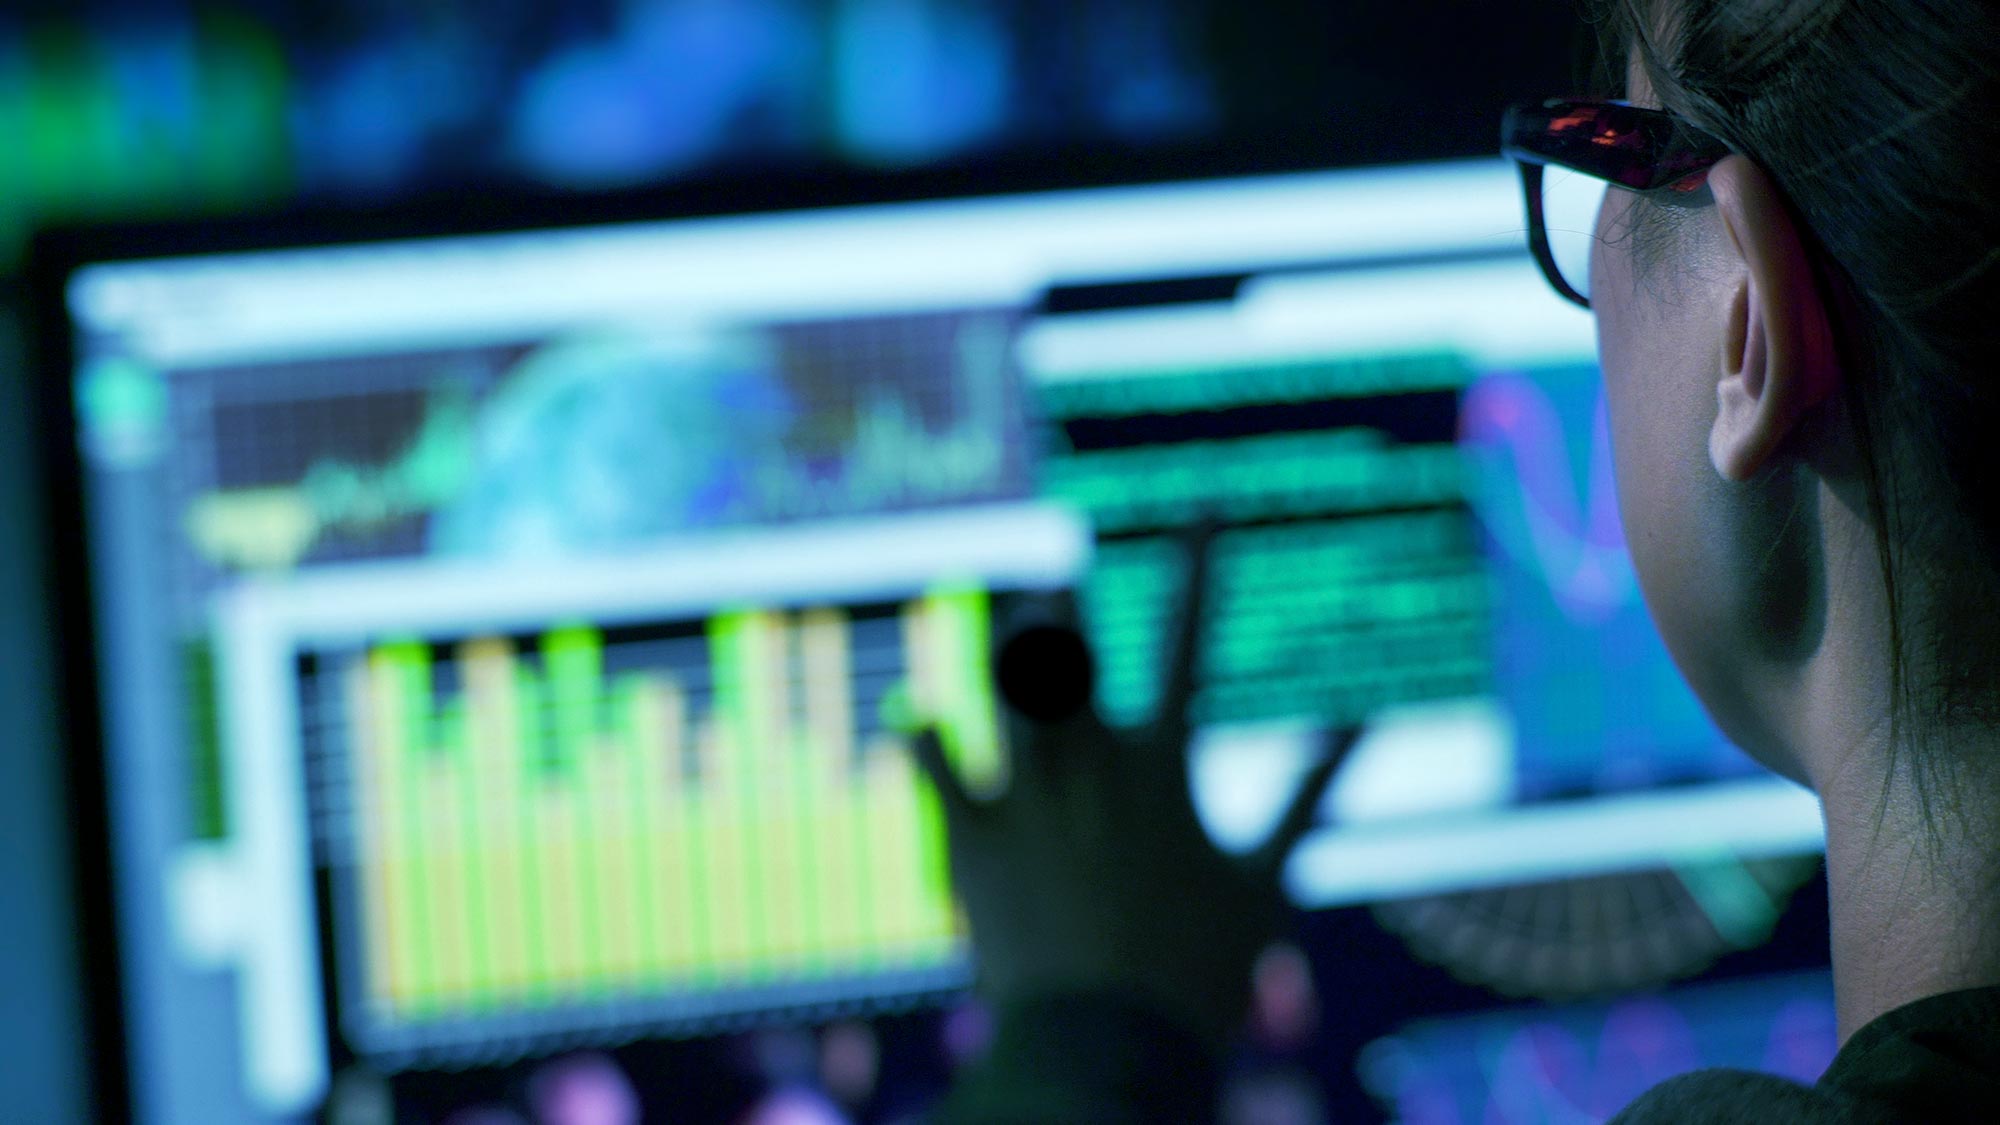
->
xmin=1501 ymin=99 xmax=1734 ymax=309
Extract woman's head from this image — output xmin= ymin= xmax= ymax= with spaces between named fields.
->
xmin=1583 ymin=0 xmax=2000 ymax=784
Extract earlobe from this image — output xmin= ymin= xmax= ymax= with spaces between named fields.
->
xmin=1704 ymin=156 xmax=1840 ymax=483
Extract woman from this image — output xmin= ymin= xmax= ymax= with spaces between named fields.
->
xmin=911 ymin=0 xmax=2000 ymax=1120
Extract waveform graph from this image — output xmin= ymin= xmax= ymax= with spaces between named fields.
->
xmin=189 ymin=386 xmax=479 ymax=573
xmin=748 ymin=312 xmax=1028 ymax=521
xmin=1340 ymin=363 xmax=1816 ymax=1007
xmin=1458 ymin=363 xmax=1756 ymax=801
xmin=1458 ymin=368 xmax=1632 ymax=626
xmin=171 ymin=345 xmax=523 ymax=578
xmin=309 ymin=587 xmax=1001 ymax=1060
xmin=427 ymin=311 xmax=1034 ymax=558
xmin=174 ymin=308 xmax=1032 ymax=581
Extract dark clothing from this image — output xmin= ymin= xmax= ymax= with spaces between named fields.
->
xmin=936 ymin=991 xmax=1221 ymax=1124
xmin=936 ymin=985 xmax=2000 ymax=1123
xmin=1614 ymin=985 xmax=2000 ymax=1123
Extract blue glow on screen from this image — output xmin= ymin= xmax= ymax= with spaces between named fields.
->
xmin=1463 ymin=361 xmax=1758 ymax=800
xmin=0 ymin=0 xmax=1223 ymax=250
xmin=1360 ymin=971 xmax=1838 ymax=1125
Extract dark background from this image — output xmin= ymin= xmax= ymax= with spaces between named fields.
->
xmin=0 ymin=3 xmax=1589 ymax=1121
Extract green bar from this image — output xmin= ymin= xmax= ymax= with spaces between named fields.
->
xmin=543 ymin=625 xmax=608 ymax=992
xmin=738 ymin=615 xmax=784 ymax=975
xmin=543 ymin=624 xmax=603 ymax=771
xmin=589 ymin=677 xmax=645 ymax=988
xmin=613 ymin=676 xmax=668 ymax=984
xmin=789 ymin=720 xmax=829 ymax=972
xmin=914 ymin=587 xmax=1001 ymax=933
xmin=377 ymin=638 xmax=439 ymax=1010
xmin=812 ymin=791 xmax=858 ymax=966
xmin=908 ymin=770 xmax=952 ymax=941
xmin=708 ymin=612 xmax=773 ymax=973
xmin=926 ymin=585 xmax=1001 ymax=790
xmin=682 ymin=799 xmax=726 ymax=984
xmin=441 ymin=699 xmax=495 ymax=1005
xmin=181 ymin=640 xmax=229 ymax=840
xmin=459 ymin=639 xmax=535 ymax=1005
xmin=516 ymin=669 xmax=548 ymax=778
xmin=513 ymin=670 xmax=553 ymax=1000
xmin=848 ymin=767 xmax=882 ymax=967
xmin=892 ymin=604 xmax=941 ymax=946
xmin=792 ymin=784 xmax=832 ymax=968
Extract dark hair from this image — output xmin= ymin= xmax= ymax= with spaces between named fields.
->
xmin=1597 ymin=0 xmax=2000 ymax=813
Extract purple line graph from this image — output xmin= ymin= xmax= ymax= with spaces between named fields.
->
xmin=1460 ymin=371 xmax=1634 ymax=627
xmin=1454 ymin=360 xmax=1753 ymax=799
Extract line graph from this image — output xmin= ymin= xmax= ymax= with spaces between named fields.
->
xmin=1459 ymin=369 xmax=1633 ymax=626
xmin=177 ymin=310 xmax=1031 ymax=573
xmin=1365 ymin=361 xmax=1794 ymax=1008
xmin=1459 ymin=363 xmax=1755 ymax=801
xmin=748 ymin=316 xmax=1018 ymax=520
xmin=426 ymin=315 xmax=1030 ymax=557
xmin=186 ymin=386 xmax=478 ymax=572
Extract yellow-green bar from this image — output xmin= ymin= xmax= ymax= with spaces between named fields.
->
xmin=347 ymin=657 xmax=408 ymax=1010
xmin=853 ymin=734 xmax=900 ymax=964
xmin=743 ymin=611 xmax=792 ymax=974
xmin=707 ymin=612 xmax=771 ymax=972
xmin=921 ymin=586 xmax=999 ymax=941
xmin=450 ymin=692 xmax=500 ymax=1005
xmin=427 ymin=699 xmax=478 ymax=1004
xmin=345 ymin=597 xmax=999 ymax=1016
xmin=463 ymin=638 xmax=535 ymax=1002
xmin=800 ymin=608 xmax=857 ymax=966
xmin=760 ymin=612 xmax=810 ymax=973
xmin=581 ymin=681 xmax=643 ymax=986
xmin=616 ymin=675 xmax=681 ymax=981
xmin=519 ymin=670 xmax=585 ymax=996
xmin=545 ymin=625 xmax=610 ymax=990
xmin=925 ymin=585 xmax=1002 ymax=792
xmin=373 ymin=638 xmax=438 ymax=1011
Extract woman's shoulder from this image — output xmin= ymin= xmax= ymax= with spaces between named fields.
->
xmin=1610 ymin=1068 xmax=1886 ymax=1125
xmin=1815 ymin=984 xmax=2000 ymax=1121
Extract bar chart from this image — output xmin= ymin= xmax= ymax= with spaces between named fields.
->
xmin=316 ymin=586 xmax=999 ymax=1046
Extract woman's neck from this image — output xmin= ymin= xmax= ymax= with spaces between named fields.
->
xmin=1786 ymin=477 xmax=2000 ymax=1043
xmin=1814 ymin=707 xmax=2000 ymax=1043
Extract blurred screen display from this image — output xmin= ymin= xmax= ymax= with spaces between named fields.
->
xmin=0 ymin=1 xmax=1576 ymax=264
xmin=1359 ymin=970 xmax=1838 ymax=1124
xmin=1022 ymin=263 xmax=1818 ymax=904
xmin=58 ymin=162 xmax=1826 ymax=1123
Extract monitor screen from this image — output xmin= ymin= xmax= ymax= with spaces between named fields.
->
xmin=1023 ymin=259 xmax=1822 ymax=907
xmin=51 ymin=161 xmax=1827 ymax=1124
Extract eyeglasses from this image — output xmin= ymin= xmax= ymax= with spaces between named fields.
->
xmin=1501 ymin=99 xmax=1733 ymax=309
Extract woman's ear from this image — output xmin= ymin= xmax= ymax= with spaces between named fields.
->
xmin=1706 ymin=155 xmax=1841 ymax=482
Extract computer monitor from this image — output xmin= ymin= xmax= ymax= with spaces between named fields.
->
xmin=40 ymin=160 xmax=1827 ymax=1125
xmin=1025 ymin=251 xmax=1825 ymax=904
